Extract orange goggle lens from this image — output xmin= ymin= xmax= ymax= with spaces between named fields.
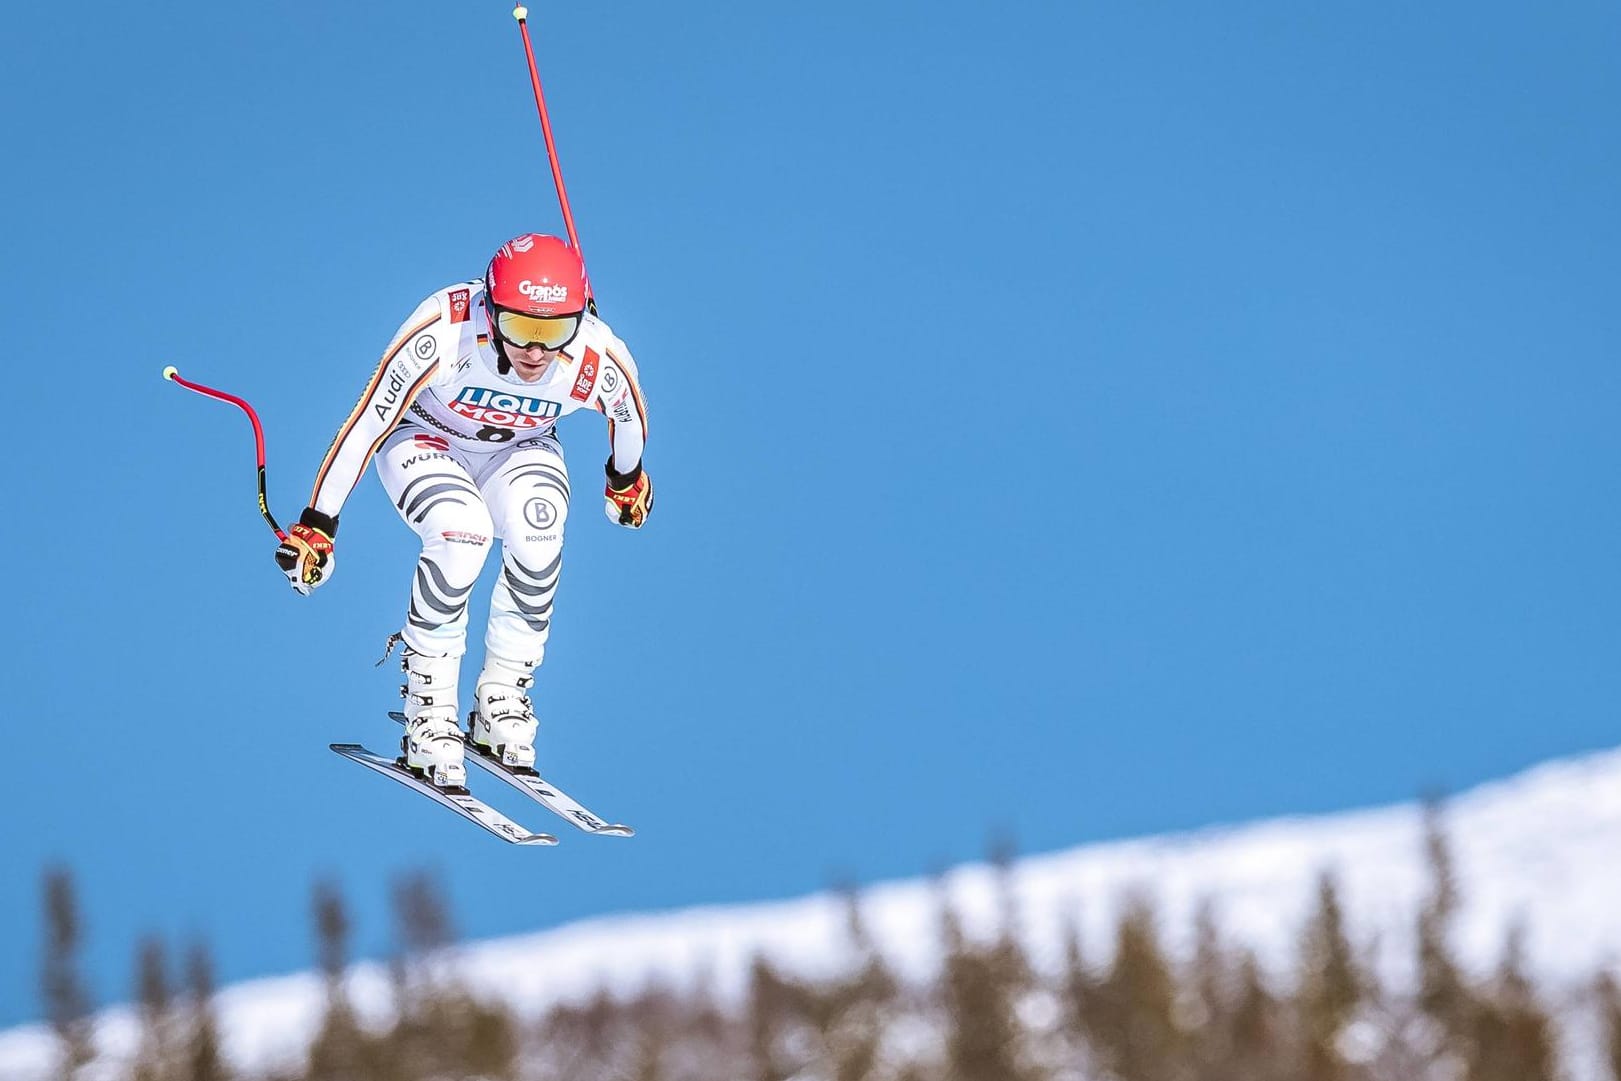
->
xmin=495 ymin=310 xmax=582 ymax=350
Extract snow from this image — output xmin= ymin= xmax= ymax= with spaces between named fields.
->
xmin=6 ymin=745 xmax=1621 ymax=1078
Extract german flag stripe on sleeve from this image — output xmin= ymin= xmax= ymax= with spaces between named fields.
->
xmin=309 ymin=313 xmax=440 ymax=507
xmin=605 ymin=347 xmax=650 ymax=439
xmin=338 ymin=360 xmax=439 ymax=505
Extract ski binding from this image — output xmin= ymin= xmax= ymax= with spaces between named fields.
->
xmin=330 ymin=743 xmax=559 ymax=846
xmin=388 ymin=711 xmax=634 ymax=837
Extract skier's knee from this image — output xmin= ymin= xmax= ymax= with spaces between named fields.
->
xmin=423 ymin=503 xmax=497 ymax=553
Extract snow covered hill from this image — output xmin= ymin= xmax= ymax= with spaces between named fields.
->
xmin=6 ymin=745 xmax=1621 ymax=1079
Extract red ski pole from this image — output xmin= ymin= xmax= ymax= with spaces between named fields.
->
xmin=512 ymin=3 xmax=596 ymax=312
xmin=162 ymin=365 xmax=286 ymax=541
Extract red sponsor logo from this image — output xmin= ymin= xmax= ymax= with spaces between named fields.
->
xmin=441 ymin=531 xmax=488 ymax=546
xmin=449 ymin=288 xmax=470 ymax=324
xmin=570 ymin=347 xmax=600 ymax=402
xmin=414 ymin=434 xmax=450 ymax=451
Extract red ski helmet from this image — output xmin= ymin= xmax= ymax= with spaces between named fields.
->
xmin=484 ymin=233 xmax=589 ymax=353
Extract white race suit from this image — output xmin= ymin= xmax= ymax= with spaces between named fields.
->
xmin=305 ymin=281 xmax=649 ymax=667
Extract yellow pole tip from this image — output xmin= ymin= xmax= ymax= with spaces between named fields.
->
xmin=162 ymin=365 xmax=179 ymax=381
xmin=513 ymin=4 xmax=528 ymax=20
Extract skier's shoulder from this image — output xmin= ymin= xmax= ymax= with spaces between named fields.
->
xmin=413 ymin=279 xmax=483 ymax=330
xmin=380 ymin=280 xmax=481 ymax=374
xmin=580 ymin=312 xmax=640 ymax=378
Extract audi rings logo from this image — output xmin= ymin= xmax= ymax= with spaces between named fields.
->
xmin=524 ymin=498 xmax=557 ymax=530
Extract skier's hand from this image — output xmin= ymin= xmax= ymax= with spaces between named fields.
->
xmin=274 ymin=507 xmax=338 ymax=595
xmin=604 ymin=458 xmax=653 ymax=529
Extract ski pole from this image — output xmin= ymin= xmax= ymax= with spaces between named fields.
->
xmin=161 ymin=365 xmax=286 ymax=541
xmin=512 ymin=3 xmax=596 ymax=313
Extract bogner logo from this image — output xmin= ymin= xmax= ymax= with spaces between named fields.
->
xmin=518 ymin=279 xmax=569 ymax=304
xmin=451 ymin=387 xmax=561 ymax=430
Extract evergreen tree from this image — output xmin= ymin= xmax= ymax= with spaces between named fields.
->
xmin=1059 ymin=913 xmax=1101 ymax=1077
xmin=132 ymin=934 xmax=177 ymax=1081
xmin=1416 ymin=798 xmax=1474 ymax=1072
xmin=1185 ymin=901 xmax=1229 ymax=1080
xmin=746 ymin=954 xmax=803 ymax=1081
xmin=41 ymin=867 xmax=94 ymax=1081
xmin=386 ymin=869 xmax=510 ymax=1081
xmin=1226 ymin=951 xmax=1288 ymax=1081
xmin=939 ymin=891 xmax=1029 ymax=1081
xmin=1084 ymin=894 xmax=1185 ymax=1081
xmin=1298 ymin=872 xmax=1365 ymax=1081
xmin=1464 ymin=926 xmax=1556 ymax=1081
xmin=1597 ymin=973 xmax=1621 ymax=1081
xmin=306 ymin=879 xmax=371 ymax=1081
xmin=820 ymin=884 xmax=899 ymax=1081
xmin=181 ymin=941 xmax=229 ymax=1081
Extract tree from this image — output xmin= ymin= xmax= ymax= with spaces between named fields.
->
xmin=815 ymin=884 xmax=900 ymax=1081
xmin=1415 ymin=799 xmax=1474 ymax=1073
xmin=1083 ymin=894 xmax=1185 ymax=1081
xmin=1185 ymin=900 xmax=1229 ymax=1080
xmin=306 ymin=879 xmax=371 ymax=1081
xmin=132 ymin=935 xmax=177 ymax=1081
xmin=939 ymin=891 xmax=1030 ymax=1081
xmin=1298 ymin=872 xmax=1366 ymax=1081
xmin=1059 ymin=913 xmax=1102 ymax=1077
xmin=181 ymin=941 xmax=229 ymax=1081
xmin=1226 ymin=951 xmax=1288 ymax=1081
xmin=1464 ymin=926 xmax=1556 ymax=1081
xmin=41 ymin=867 xmax=94 ymax=1081
xmin=747 ymin=954 xmax=805 ymax=1081
xmin=1597 ymin=973 xmax=1621 ymax=1081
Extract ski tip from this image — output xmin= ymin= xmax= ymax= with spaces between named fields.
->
xmin=593 ymin=824 xmax=636 ymax=838
xmin=161 ymin=365 xmax=178 ymax=381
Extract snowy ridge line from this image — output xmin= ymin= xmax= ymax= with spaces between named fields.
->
xmin=6 ymin=744 xmax=1621 ymax=1078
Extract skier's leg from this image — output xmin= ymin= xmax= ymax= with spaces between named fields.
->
xmin=375 ymin=427 xmax=497 ymax=785
xmin=470 ymin=432 xmax=571 ymax=768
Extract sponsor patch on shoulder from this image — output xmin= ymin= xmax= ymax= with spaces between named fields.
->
xmin=570 ymin=347 xmax=601 ymax=402
xmin=449 ymin=288 xmax=470 ymax=324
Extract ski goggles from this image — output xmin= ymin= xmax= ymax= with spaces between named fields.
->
xmin=489 ymin=305 xmax=584 ymax=351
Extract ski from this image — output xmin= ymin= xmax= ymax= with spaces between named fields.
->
xmin=330 ymin=743 xmax=559 ymax=846
xmin=388 ymin=712 xmax=635 ymax=837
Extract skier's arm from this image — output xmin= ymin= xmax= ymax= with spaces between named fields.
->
xmin=308 ymin=298 xmax=445 ymax=521
xmin=596 ymin=344 xmax=652 ymax=528
xmin=597 ymin=345 xmax=649 ymax=474
xmin=274 ymin=298 xmax=444 ymax=594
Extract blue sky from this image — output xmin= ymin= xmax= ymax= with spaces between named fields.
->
xmin=2 ymin=0 xmax=1617 ymax=1028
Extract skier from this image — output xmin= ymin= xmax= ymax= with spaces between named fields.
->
xmin=273 ymin=233 xmax=652 ymax=788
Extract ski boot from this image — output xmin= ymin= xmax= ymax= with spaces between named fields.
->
xmin=400 ymin=648 xmax=467 ymax=788
xmin=471 ymin=654 xmax=540 ymax=771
